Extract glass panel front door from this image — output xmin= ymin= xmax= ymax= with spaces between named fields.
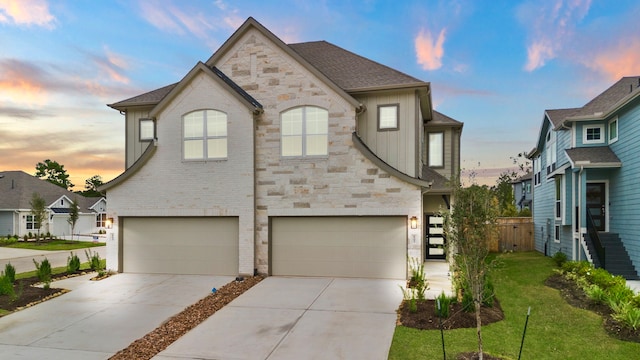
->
xmin=425 ymin=214 xmax=446 ymax=259
xmin=586 ymin=183 xmax=606 ymax=231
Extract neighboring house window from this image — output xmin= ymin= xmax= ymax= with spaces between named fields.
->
xmin=546 ymin=130 xmax=556 ymax=173
xmin=555 ymin=176 xmax=562 ymax=220
xmin=583 ymin=124 xmax=604 ymax=144
xmin=183 ymin=110 xmax=227 ymax=160
xmin=533 ymin=157 xmax=541 ymax=186
xmin=428 ymin=132 xmax=444 ymax=167
xmin=26 ymin=215 xmax=38 ymax=230
xmin=378 ymin=104 xmax=399 ymax=130
xmin=526 ymin=182 xmax=531 ymax=194
xmin=281 ymin=106 xmax=328 ymax=157
xmin=554 ymin=225 xmax=560 ymax=242
xmin=96 ymin=213 xmax=106 ymax=228
xmin=140 ymin=118 xmax=155 ymax=141
xmin=608 ymin=117 xmax=618 ymax=143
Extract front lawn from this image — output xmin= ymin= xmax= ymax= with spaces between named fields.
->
xmin=389 ymin=252 xmax=640 ymax=359
xmin=2 ymin=239 xmax=105 ymax=251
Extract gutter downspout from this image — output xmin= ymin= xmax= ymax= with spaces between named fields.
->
xmin=578 ymin=165 xmax=584 ymax=261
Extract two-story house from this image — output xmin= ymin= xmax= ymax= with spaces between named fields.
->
xmin=101 ymin=17 xmax=462 ymax=279
xmin=529 ymin=76 xmax=640 ymax=279
xmin=512 ymin=173 xmax=532 ymax=213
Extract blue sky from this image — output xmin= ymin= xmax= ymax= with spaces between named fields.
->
xmin=2 ymin=0 xmax=640 ymax=188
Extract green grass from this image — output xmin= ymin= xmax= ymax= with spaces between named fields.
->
xmin=388 ymin=252 xmax=640 ymax=359
xmin=2 ymin=239 xmax=105 ymax=251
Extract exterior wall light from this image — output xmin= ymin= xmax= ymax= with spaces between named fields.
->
xmin=410 ymin=216 xmax=418 ymax=229
xmin=106 ymin=218 xmax=113 ymax=229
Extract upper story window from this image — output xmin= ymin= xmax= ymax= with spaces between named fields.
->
xmin=545 ymin=130 xmax=556 ymax=173
xmin=281 ymin=106 xmax=328 ymax=157
xmin=378 ymin=104 xmax=399 ymax=130
xmin=183 ymin=110 xmax=227 ymax=160
xmin=608 ymin=117 xmax=618 ymax=143
xmin=583 ymin=124 xmax=604 ymax=144
xmin=428 ymin=132 xmax=444 ymax=168
xmin=533 ymin=156 xmax=541 ymax=186
xmin=140 ymin=118 xmax=155 ymax=141
xmin=555 ymin=176 xmax=562 ymax=220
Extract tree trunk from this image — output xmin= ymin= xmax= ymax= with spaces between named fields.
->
xmin=476 ymin=300 xmax=483 ymax=360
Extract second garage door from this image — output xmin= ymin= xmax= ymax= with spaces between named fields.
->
xmin=122 ymin=217 xmax=238 ymax=275
xmin=271 ymin=216 xmax=407 ymax=279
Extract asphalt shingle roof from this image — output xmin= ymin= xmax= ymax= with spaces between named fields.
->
xmin=288 ymin=41 xmax=427 ymax=92
xmin=0 ymin=171 xmax=101 ymax=211
xmin=565 ymin=146 xmax=621 ymax=166
xmin=429 ymin=110 xmax=463 ymax=127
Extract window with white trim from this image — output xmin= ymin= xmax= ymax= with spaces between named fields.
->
xmin=583 ymin=124 xmax=604 ymax=144
xmin=608 ymin=117 xmax=618 ymax=143
xmin=378 ymin=104 xmax=399 ymax=130
xmin=96 ymin=213 xmax=106 ymax=228
xmin=546 ymin=130 xmax=556 ymax=173
xmin=428 ymin=132 xmax=444 ymax=167
xmin=281 ymin=106 xmax=328 ymax=157
xmin=533 ymin=156 xmax=541 ymax=186
xmin=26 ymin=215 xmax=38 ymax=230
xmin=140 ymin=118 xmax=155 ymax=141
xmin=555 ymin=176 xmax=562 ymax=220
xmin=183 ymin=110 xmax=227 ymax=160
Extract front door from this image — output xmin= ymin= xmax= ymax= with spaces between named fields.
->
xmin=425 ymin=214 xmax=446 ymax=260
xmin=586 ymin=183 xmax=606 ymax=231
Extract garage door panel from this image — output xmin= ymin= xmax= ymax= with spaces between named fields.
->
xmin=272 ymin=217 xmax=406 ymax=279
xmin=123 ymin=217 xmax=238 ymax=275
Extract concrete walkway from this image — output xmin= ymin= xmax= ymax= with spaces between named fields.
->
xmin=0 ymin=273 xmax=233 ymax=360
xmin=0 ymin=246 xmax=106 ymax=274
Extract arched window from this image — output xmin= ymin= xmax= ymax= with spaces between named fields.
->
xmin=281 ymin=106 xmax=328 ymax=157
xmin=183 ymin=110 xmax=227 ymax=160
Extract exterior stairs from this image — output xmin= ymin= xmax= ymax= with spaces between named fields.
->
xmin=587 ymin=233 xmax=639 ymax=280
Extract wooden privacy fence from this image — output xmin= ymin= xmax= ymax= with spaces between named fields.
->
xmin=489 ymin=217 xmax=534 ymax=252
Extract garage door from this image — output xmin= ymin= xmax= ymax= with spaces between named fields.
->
xmin=122 ymin=217 xmax=238 ymax=275
xmin=271 ymin=216 xmax=406 ymax=279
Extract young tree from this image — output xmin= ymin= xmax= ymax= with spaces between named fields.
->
xmin=30 ymin=192 xmax=47 ymax=240
xmin=444 ymin=182 xmax=499 ymax=360
xmin=35 ymin=159 xmax=74 ymax=190
xmin=492 ymin=171 xmax=518 ymax=217
xmin=80 ymin=175 xmax=105 ymax=197
xmin=67 ymin=198 xmax=80 ymax=240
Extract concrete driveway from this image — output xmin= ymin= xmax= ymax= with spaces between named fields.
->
xmin=0 ymin=273 xmax=233 ymax=360
xmin=154 ymin=277 xmax=405 ymax=360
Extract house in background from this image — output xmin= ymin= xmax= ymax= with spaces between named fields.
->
xmin=0 ymin=170 xmax=107 ymax=238
xmin=512 ymin=173 xmax=532 ymax=212
xmin=101 ymin=17 xmax=463 ymax=279
xmin=529 ymin=76 xmax=640 ymax=279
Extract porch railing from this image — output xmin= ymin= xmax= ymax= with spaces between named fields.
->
xmin=586 ymin=210 xmax=606 ymax=269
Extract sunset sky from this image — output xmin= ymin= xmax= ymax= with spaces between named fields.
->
xmin=2 ymin=0 xmax=640 ymax=188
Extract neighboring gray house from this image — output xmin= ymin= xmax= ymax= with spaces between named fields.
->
xmin=512 ymin=173 xmax=532 ymax=212
xmin=529 ymin=76 xmax=640 ymax=279
xmin=102 ymin=17 xmax=463 ymax=278
xmin=0 ymin=170 xmax=107 ymax=238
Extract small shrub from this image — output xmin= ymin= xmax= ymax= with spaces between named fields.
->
xmin=4 ymin=263 xmax=16 ymax=284
xmin=85 ymin=249 xmax=103 ymax=271
xmin=552 ymin=251 xmax=568 ymax=267
xmin=483 ymin=278 xmax=495 ymax=307
xmin=605 ymin=284 xmax=635 ymax=309
xmin=435 ymin=291 xmax=452 ymax=318
xmin=0 ymin=273 xmax=16 ymax=299
xmin=0 ymin=236 xmax=17 ymax=246
xmin=23 ymin=234 xmax=28 ymax=241
xmin=399 ymin=286 xmax=418 ymax=313
xmin=67 ymin=252 xmax=81 ymax=273
xmin=33 ymin=258 xmax=52 ymax=289
xmin=561 ymin=260 xmax=592 ymax=275
xmin=408 ymin=257 xmax=429 ymax=300
xmin=587 ymin=268 xmax=625 ymax=290
xmin=461 ymin=289 xmax=474 ymax=312
xmin=585 ymin=284 xmax=607 ymax=304
xmin=612 ymin=301 xmax=640 ymax=331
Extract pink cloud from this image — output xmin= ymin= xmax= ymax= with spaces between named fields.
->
xmin=415 ymin=28 xmax=446 ymax=71
xmin=582 ymin=39 xmax=640 ymax=81
xmin=519 ymin=0 xmax=591 ymax=71
xmin=0 ymin=0 xmax=56 ymax=28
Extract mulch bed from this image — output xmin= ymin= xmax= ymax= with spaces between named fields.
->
xmin=397 ymin=298 xmax=504 ymax=330
xmin=544 ymin=273 xmax=640 ymax=343
xmin=0 ymin=271 xmax=94 ymax=314
xmin=109 ymin=275 xmax=264 ymax=360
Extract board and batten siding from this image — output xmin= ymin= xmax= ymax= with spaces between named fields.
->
xmin=423 ymin=125 xmax=459 ymax=180
xmin=605 ymin=104 xmax=640 ymax=271
xmin=125 ymin=108 xmax=152 ymax=168
xmin=355 ymin=90 xmax=419 ymax=178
